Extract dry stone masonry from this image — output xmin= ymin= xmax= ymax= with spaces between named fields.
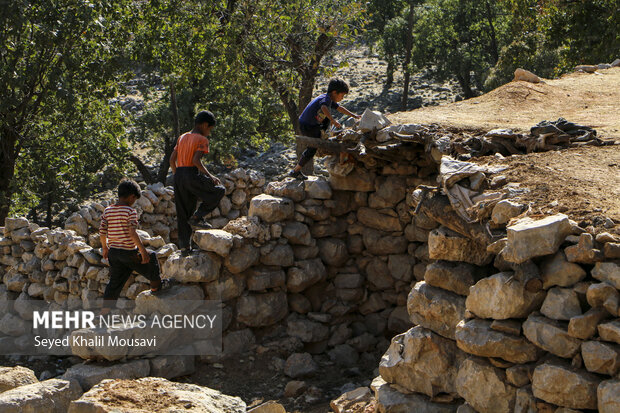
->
xmin=1 ymin=116 xmax=620 ymax=411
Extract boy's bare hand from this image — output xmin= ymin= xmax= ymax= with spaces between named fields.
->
xmin=212 ymin=176 xmax=221 ymax=186
xmin=334 ymin=121 xmax=342 ymax=129
xmin=139 ymin=249 xmax=150 ymax=264
xmin=102 ymin=246 xmax=109 ymax=259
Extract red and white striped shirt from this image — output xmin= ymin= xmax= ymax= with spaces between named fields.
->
xmin=99 ymin=205 xmax=138 ymax=250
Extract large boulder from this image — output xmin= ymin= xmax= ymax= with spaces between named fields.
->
xmin=304 ymin=176 xmax=332 ymax=199
xmin=0 ymin=379 xmax=82 ymax=413
xmin=236 ymin=292 xmax=288 ymax=327
xmin=265 ymin=179 xmax=305 ymax=202
xmin=62 ymin=360 xmax=150 ymax=391
xmin=501 ymin=214 xmax=571 ymax=264
xmin=224 ymin=242 xmax=260 ymax=273
xmin=424 ymin=261 xmax=485 ymax=296
xmin=68 ymin=377 xmax=245 ymax=412
xmin=193 ymin=230 xmax=233 ymax=257
xmin=532 ymin=361 xmax=599 ymax=410
xmin=0 ymin=366 xmax=38 ymax=393
xmin=161 ymin=251 xmax=221 ymax=283
xmin=249 ymin=194 xmax=295 ymax=223
xmin=540 ymin=251 xmax=586 ymax=288
xmin=407 ymin=281 xmax=466 ymax=340
xmin=428 ymin=227 xmax=492 ymax=266
xmin=371 ymin=376 xmax=459 ymax=413
xmin=599 ymin=379 xmax=620 ymax=413
xmin=456 ymin=357 xmax=517 ymax=413
xmin=380 ymin=326 xmax=463 ymax=397
xmin=523 ymin=314 xmax=582 ymax=358
xmin=455 ymin=319 xmax=541 ymax=364
xmin=466 ymin=272 xmax=546 ymax=320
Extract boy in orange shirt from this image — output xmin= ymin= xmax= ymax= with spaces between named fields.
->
xmin=170 ymin=110 xmax=225 ymax=256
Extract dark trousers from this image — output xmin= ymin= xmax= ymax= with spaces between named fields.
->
xmin=298 ymin=124 xmax=324 ymax=167
xmin=174 ymin=167 xmax=225 ymax=249
xmin=103 ymin=248 xmax=161 ymax=308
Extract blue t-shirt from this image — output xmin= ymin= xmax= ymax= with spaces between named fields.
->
xmin=298 ymin=93 xmax=340 ymax=128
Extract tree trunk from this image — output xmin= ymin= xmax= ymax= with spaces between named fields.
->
xmin=0 ymin=127 xmax=18 ymax=224
xmin=484 ymin=0 xmax=499 ymax=64
xmin=401 ymin=2 xmax=416 ymax=110
xmin=129 ymin=155 xmax=156 ymax=184
xmin=157 ymin=83 xmax=180 ymax=184
xmin=456 ymin=71 xmax=476 ymax=99
xmin=385 ymin=58 xmax=395 ymax=88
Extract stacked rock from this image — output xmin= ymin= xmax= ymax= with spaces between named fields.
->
xmin=373 ymin=207 xmax=620 ymax=412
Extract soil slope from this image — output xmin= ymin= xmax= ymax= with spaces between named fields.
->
xmin=390 ymin=67 xmax=620 ymax=139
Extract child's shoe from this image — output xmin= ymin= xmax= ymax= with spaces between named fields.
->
xmin=289 ymin=170 xmax=308 ymax=180
xmin=188 ymin=216 xmax=212 ymax=229
xmin=151 ymin=278 xmax=177 ymax=295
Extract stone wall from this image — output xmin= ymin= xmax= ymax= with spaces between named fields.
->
xmin=3 ymin=143 xmax=620 ymax=412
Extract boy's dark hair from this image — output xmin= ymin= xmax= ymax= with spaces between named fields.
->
xmin=118 ymin=180 xmax=141 ymax=199
xmin=194 ymin=110 xmax=216 ymax=126
xmin=327 ymin=78 xmax=349 ymax=94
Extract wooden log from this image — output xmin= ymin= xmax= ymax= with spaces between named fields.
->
xmin=296 ymin=135 xmax=356 ymax=154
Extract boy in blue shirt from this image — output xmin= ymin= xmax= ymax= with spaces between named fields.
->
xmin=290 ymin=78 xmax=360 ymax=180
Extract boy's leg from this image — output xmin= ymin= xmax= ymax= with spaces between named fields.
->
xmin=123 ymin=250 xmax=163 ymax=291
xmin=187 ymin=173 xmax=225 ymax=220
xmin=103 ymin=249 xmax=134 ymax=310
xmin=298 ymin=147 xmax=318 ymax=167
xmin=174 ymin=172 xmax=198 ymax=250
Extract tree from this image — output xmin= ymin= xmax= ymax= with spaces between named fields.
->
xmin=231 ymin=0 xmax=367 ymax=134
xmin=0 ymin=0 xmax=131 ymax=222
xmin=410 ymin=0 xmax=510 ymax=98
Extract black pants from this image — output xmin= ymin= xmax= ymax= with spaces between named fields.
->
xmin=174 ymin=167 xmax=225 ymax=249
xmin=104 ymin=248 xmax=161 ymax=308
xmin=298 ymin=124 xmax=324 ymax=167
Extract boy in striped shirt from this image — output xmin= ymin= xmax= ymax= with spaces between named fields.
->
xmin=99 ymin=180 xmax=170 ymax=313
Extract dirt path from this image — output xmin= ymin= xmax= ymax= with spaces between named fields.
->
xmin=390 ymin=67 xmax=620 ymax=139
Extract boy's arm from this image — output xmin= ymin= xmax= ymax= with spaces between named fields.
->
xmin=99 ymin=214 xmax=109 ymax=260
xmin=169 ymin=149 xmax=178 ymax=174
xmin=337 ymin=106 xmax=360 ymax=119
xmin=321 ymin=105 xmax=341 ymax=129
xmin=128 ymin=227 xmax=150 ymax=264
xmin=192 ymin=151 xmax=221 ymax=185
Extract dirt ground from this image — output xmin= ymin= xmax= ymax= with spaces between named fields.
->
xmin=390 ymin=67 xmax=620 ymax=230
xmin=390 ymin=67 xmax=620 ymax=139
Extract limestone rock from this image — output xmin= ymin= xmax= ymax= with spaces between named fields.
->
xmin=532 ymin=361 xmax=599 ymax=410
xmin=456 ymin=357 xmax=517 ymax=413
xmin=287 ymin=318 xmax=329 ymax=343
xmin=466 ymin=272 xmax=546 ymax=320
xmin=204 ymin=271 xmax=245 ymax=301
xmin=260 ymin=244 xmax=294 ymax=267
xmin=193 ymin=230 xmax=233 ymax=257
xmin=357 ymin=208 xmax=403 ymax=232
xmin=317 ymin=238 xmax=348 ymax=266
xmin=68 ymin=377 xmax=245 ymax=412
xmin=379 ymin=326 xmax=462 ymax=397
xmin=0 ymin=366 xmax=38 ymax=393
xmin=523 ymin=314 xmax=582 ymax=358
xmin=428 ymin=227 xmax=492 ymax=266
xmin=362 ymin=228 xmax=408 ymax=255
xmin=501 ymin=214 xmax=571 ymax=264
xmin=4 ymin=217 xmax=29 ymax=233
xmin=455 ymin=319 xmax=542 ymax=364
xmin=149 ymin=355 xmax=195 ymax=379
xmin=565 ymin=233 xmax=604 ymax=263
xmin=161 ymin=251 xmax=220 ymax=283
xmin=304 ymin=176 xmax=332 ymax=199
xmin=284 ymin=353 xmax=318 ymax=378
xmin=582 ymin=340 xmax=620 ymax=376
xmin=265 ymin=179 xmax=306 ymax=202
xmin=282 ymin=222 xmax=312 ymax=246
xmin=540 ymin=287 xmax=582 ymax=320
xmin=598 ymin=379 xmax=620 ymax=413
xmin=514 ymin=68 xmax=541 ymax=83
xmin=568 ymin=307 xmax=610 ymax=339
xmin=236 ymin=292 xmax=287 ymax=327
xmin=249 ymin=194 xmax=295 ymax=223
xmin=286 ymin=259 xmax=326 ymax=293
xmin=246 ymin=267 xmax=286 ymax=291
xmin=329 ymin=167 xmax=376 ymax=192
xmin=540 ymin=251 xmax=586 ymax=288
xmin=604 ymin=242 xmax=620 ymax=258
xmin=62 ymin=360 xmax=150 ymax=391
xmin=371 ymin=376 xmax=458 ymax=413
xmin=0 ymin=379 xmax=82 ymax=413
xmin=224 ymin=242 xmax=260 ymax=273
xmin=592 ymin=262 xmax=620 ymax=290
xmin=407 ymin=281 xmax=466 ymax=340
xmin=587 ymin=282 xmax=620 ymax=316
xmin=248 ymin=401 xmax=287 ymax=413
xmin=134 ymin=284 xmax=204 ymax=315
xmin=491 ymin=200 xmax=524 ymax=225
xmin=424 ymin=261 xmax=484 ymax=296
xmin=330 ymin=387 xmax=373 ymax=413
xmin=598 ymin=319 xmax=620 ymax=345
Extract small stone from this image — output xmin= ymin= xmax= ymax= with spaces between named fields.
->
xmin=532 ymin=360 xmax=599 ymax=410
xmin=568 ymin=307 xmax=610 ymax=339
xmin=581 ymin=340 xmax=620 ymax=376
xmin=284 ymin=380 xmax=307 ymax=397
xmin=284 ymin=353 xmax=318 ymax=378
xmin=523 ymin=314 xmax=582 ymax=358
xmin=540 ymin=287 xmax=582 ymax=320
xmin=598 ymin=379 xmax=620 ymax=413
